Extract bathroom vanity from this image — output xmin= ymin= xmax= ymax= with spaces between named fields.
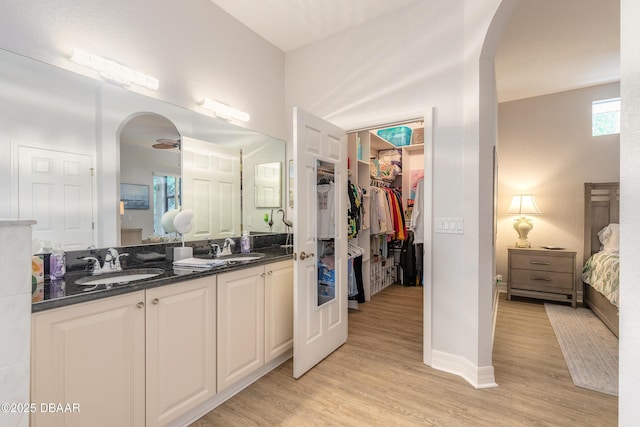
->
xmin=30 ymin=245 xmax=293 ymax=427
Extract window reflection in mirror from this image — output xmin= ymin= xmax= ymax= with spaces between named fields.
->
xmin=153 ymin=175 xmax=181 ymax=235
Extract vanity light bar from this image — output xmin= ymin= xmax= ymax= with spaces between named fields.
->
xmin=201 ymin=97 xmax=250 ymax=123
xmin=70 ymin=48 xmax=159 ymax=90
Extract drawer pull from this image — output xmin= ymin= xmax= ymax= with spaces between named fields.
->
xmin=530 ymin=276 xmax=551 ymax=281
xmin=530 ymin=261 xmax=551 ymax=265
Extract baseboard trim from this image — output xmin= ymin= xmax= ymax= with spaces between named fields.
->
xmin=431 ymin=350 xmax=498 ymax=389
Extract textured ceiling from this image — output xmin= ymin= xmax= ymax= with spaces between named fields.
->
xmin=210 ymin=0 xmax=620 ymax=102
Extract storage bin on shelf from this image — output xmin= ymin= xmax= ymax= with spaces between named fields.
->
xmin=377 ymin=126 xmax=413 ymax=147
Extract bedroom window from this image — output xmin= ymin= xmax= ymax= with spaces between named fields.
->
xmin=592 ymin=98 xmax=620 ymax=136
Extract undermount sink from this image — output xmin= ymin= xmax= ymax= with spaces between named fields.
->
xmin=217 ymin=253 xmax=265 ymax=262
xmin=75 ymin=268 xmax=164 ymax=286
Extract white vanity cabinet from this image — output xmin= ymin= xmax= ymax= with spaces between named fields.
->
xmin=31 ymin=291 xmax=146 ymax=427
xmin=217 ymin=260 xmax=293 ymax=391
xmin=31 ymin=275 xmax=217 ymax=427
xmin=31 ymin=259 xmax=293 ymax=426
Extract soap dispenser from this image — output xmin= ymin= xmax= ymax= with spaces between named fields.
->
xmin=49 ymin=244 xmax=66 ymax=280
xmin=240 ymin=231 xmax=251 ymax=254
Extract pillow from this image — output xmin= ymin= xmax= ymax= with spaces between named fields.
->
xmin=597 ymin=223 xmax=620 ymax=253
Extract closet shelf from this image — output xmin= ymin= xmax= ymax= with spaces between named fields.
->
xmin=370 ymin=133 xmax=396 ymax=151
xmin=403 ymin=143 xmax=425 ymax=153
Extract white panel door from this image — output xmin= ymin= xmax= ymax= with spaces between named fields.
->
xmin=181 ymin=136 xmax=241 ymax=239
xmin=254 ymin=162 xmax=281 ymax=207
xmin=293 ymin=107 xmax=348 ymax=378
xmin=18 ymin=145 xmax=94 ymax=250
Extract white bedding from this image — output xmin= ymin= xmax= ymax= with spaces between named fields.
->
xmin=582 ymin=251 xmax=619 ymax=307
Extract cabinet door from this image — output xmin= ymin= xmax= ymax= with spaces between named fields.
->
xmin=217 ymin=265 xmax=265 ymax=391
xmin=145 ymin=276 xmax=217 ymax=427
xmin=265 ymin=260 xmax=294 ymax=363
xmin=31 ymin=292 xmax=145 ymax=427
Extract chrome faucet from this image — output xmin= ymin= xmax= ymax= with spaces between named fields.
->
xmin=209 ymin=242 xmax=221 ymax=258
xmin=102 ymin=248 xmax=129 ymax=273
xmin=221 ymin=238 xmax=236 ymax=256
xmin=82 ymin=256 xmax=102 ymax=275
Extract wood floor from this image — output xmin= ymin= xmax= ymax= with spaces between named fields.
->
xmin=191 ymin=286 xmax=618 ymax=426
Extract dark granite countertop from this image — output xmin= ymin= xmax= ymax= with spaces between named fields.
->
xmin=32 ymin=242 xmax=294 ymax=313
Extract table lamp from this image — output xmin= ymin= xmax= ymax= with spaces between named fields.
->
xmin=507 ymin=194 xmax=541 ymax=248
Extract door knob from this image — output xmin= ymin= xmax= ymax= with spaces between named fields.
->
xmin=299 ymin=251 xmax=315 ymax=260
xmin=136 ymin=302 xmax=144 ymax=309
xmin=152 ymin=298 xmax=159 ymax=305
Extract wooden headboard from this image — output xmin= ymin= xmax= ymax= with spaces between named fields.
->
xmin=584 ymin=182 xmax=620 ymax=262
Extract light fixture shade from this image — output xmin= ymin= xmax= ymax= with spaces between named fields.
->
xmin=507 ymin=194 xmax=541 ymax=215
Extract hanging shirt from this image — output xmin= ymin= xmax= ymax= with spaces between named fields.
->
xmin=317 ymin=182 xmax=335 ymax=239
xmin=411 ymin=178 xmax=424 ymax=243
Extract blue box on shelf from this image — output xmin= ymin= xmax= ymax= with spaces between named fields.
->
xmin=377 ymin=126 xmax=412 ymax=147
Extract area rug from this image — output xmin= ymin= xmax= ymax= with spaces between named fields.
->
xmin=544 ymin=303 xmax=618 ymax=396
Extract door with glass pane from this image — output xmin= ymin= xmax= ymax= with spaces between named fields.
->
xmin=293 ymin=108 xmax=348 ymax=378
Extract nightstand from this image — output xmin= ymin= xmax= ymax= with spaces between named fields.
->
xmin=507 ymin=247 xmax=577 ymax=308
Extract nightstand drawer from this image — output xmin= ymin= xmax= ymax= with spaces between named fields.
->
xmin=510 ymin=269 xmax=574 ymax=291
xmin=509 ymin=253 xmax=573 ymax=273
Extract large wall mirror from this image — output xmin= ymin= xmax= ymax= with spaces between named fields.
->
xmin=0 ymin=47 xmax=286 ymax=251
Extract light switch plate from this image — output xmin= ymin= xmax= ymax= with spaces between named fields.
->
xmin=435 ymin=217 xmax=464 ymax=234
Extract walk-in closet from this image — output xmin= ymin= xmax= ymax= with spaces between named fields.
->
xmin=346 ymin=120 xmax=425 ymax=309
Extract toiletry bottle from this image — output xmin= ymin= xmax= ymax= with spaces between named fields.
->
xmin=49 ymin=245 xmax=66 ymax=280
xmin=241 ymin=231 xmax=251 ymax=254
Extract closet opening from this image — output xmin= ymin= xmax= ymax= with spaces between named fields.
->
xmin=345 ymin=119 xmax=426 ymax=311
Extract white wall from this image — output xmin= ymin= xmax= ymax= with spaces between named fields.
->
xmin=285 ymin=0 xmax=503 ymax=386
xmin=496 ymin=83 xmax=620 ymax=283
xmin=619 ymin=0 xmax=640 ymax=424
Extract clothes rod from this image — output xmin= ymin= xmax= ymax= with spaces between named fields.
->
xmin=317 ymin=167 xmax=334 ymax=175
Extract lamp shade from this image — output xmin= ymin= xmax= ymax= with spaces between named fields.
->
xmin=507 ymin=194 xmax=541 ymax=215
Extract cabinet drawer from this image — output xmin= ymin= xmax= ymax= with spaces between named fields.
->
xmin=510 ymin=269 xmax=573 ymax=291
xmin=510 ymin=253 xmax=573 ymax=273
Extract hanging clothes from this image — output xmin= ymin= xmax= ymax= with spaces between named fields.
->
xmin=399 ymin=232 xmax=417 ymax=286
xmin=411 ymin=178 xmax=424 ymax=244
xmin=347 ymin=183 xmax=364 ymax=238
xmin=317 ymin=181 xmax=335 ymax=239
xmin=347 ymin=243 xmax=365 ymax=303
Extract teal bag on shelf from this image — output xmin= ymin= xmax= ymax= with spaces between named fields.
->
xmin=377 ymin=126 xmax=412 ymax=147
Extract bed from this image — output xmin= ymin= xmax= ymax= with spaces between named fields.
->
xmin=582 ymin=182 xmax=619 ymax=337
